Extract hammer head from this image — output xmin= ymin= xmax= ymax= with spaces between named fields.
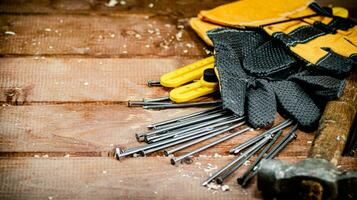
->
xmin=257 ymin=158 xmax=357 ymax=200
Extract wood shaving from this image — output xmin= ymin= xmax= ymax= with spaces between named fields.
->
xmin=106 ymin=0 xmax=118 ymax=7
xmin=135 ymin=34 xmax=142 ymax=39
xmin=206 ymin=183 xmax=220 ymax=190
xmin=244 ymin=160 xmax=250 ymax=166
xmin=4 ymin=31 xmax=16 ymax=35
xmin=221 ymin=185 xmax=230 ymax=192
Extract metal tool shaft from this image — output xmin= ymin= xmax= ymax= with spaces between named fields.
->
xmin=171 ymin=126 xmax=252 ymax=165
xmin=147 ymin=80 xmax=161 ymax=87
xmin=143 ymin=96 xmax=170 ymax=102
xmin=128 ymin=101 xmax=171 ymax=107
xmin=143 ymin=101 xmax=223 ymax=109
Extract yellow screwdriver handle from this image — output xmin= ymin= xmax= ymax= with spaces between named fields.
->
xmin=160 ymin=56 xmax=215 ymax=88
xmin=169 ymin=77 xmax=218 ymax=103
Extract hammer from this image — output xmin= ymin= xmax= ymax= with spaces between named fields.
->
xmin=257 ymin=73 xmax=357 ymax=200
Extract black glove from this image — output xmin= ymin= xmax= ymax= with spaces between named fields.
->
xmin=207 ymin=28 xmax=346 ymax=130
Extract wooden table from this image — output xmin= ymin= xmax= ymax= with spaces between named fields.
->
xmin=0 ymin=1 xmax=356 ymax=199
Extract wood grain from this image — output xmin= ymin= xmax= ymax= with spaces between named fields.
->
xmin=0 ymin=157 xmax=355 ymax=200
xmin=0 ymin=15 xmax=208 ymax=57
xmin=0 ymin=58 xmax=200 ymax=104
xmin=0 ymin=0 xmax=354 ymax=18
xmin=0 ymin=104 xmax=314 ymax=157
xmin=0 ymin=0 xmax=233 ymax=17
xmin=310 ymin=72 xmax=357 ymax=164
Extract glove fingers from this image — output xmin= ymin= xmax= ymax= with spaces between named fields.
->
xmin=215 ymin=48 xmax=246 ymax=116
xmin=272 ymin=80 xmax=321 ymax=129
xmin=208 ymin=28 xmax=265 ymax=116
xmin=246 ymin=80 xmax=277 ymax=128
xmin=289 ymin=71 xmax=346 ymax=100
xmin=314 ymin=48 xmax=354 ymax=77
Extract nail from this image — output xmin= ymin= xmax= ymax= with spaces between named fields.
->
xmin=147 ymin=80 xmax=161 ymax=87
xmin=146 ymin=115 xmax=238 ymax=143
xmin=148 ymin=109 xmax=227 ymax=132
xmin=116 ymin=122 xmax=240 ymax=159
xmin=164 ymin=117 xmax=245 ymax=156
xmin=265 ymin=124 xmax=298 ymax=159
xmin=215 ymin=135 xmax=271 ymax=184
xmin=140 ymin=125 xmax=234 ymax=156
xmin=171 ymin=125 xmax=251 ymax=165
xmin=143 ymin=101 xmax=223 ymax=109
xmin=202 ymin=136 xmax=270 ymax=186
xmin=229 ymin=119 xmax=293 ymax=154
xmin=237 ymin=130 xmax=284 ymax=186
xmin=147 ymin=107 xmax=223 ymax=129
xmin=150 ymin=109 xmax=226 ymax=131
xmin=140 ymin=112 xmax=228 ymax=139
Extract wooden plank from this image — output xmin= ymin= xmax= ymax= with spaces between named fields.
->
xmin=0 ymin=0 xmax=233 ymax=18
xmin=0 ymin=0 xmax=354 ymax=19
xmin=0 ymin=104 xmax=314 ymax=157
xmin=0 ymin=58 xmax=198 ymax=104
xmin=0 ymin=157 xmax=355 ymax=200
xmin=0 ymin=15 xmax=208 ymax=57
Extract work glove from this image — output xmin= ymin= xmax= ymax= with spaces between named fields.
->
xmin=190 ymin=0 xmax=357 ymax=77
xmin=207 ymin=28 xmax=345 ymax=130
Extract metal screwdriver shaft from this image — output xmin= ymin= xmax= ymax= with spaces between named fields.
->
xmin=143 ymin=101 xmax=223 ymax=109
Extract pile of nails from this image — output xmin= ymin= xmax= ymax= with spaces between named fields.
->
xmin=116 ymin=103 xmax=298 ymax=187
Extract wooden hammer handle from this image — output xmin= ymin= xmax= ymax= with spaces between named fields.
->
xmin=309 ymin=72 xmax=357 ymax=165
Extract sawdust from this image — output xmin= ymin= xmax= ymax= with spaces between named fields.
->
xmin=4 ymin=31 xmax=16 ymax=35
xmin=105 ymin=0 xmax=118 ymax=7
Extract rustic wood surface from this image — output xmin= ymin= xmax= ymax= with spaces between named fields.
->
xmin=0 ymin=0 xmax=356 ymax=199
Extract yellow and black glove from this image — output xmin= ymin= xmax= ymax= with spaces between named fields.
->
xmin=190 ymin=0 xmax=356 ymax=76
